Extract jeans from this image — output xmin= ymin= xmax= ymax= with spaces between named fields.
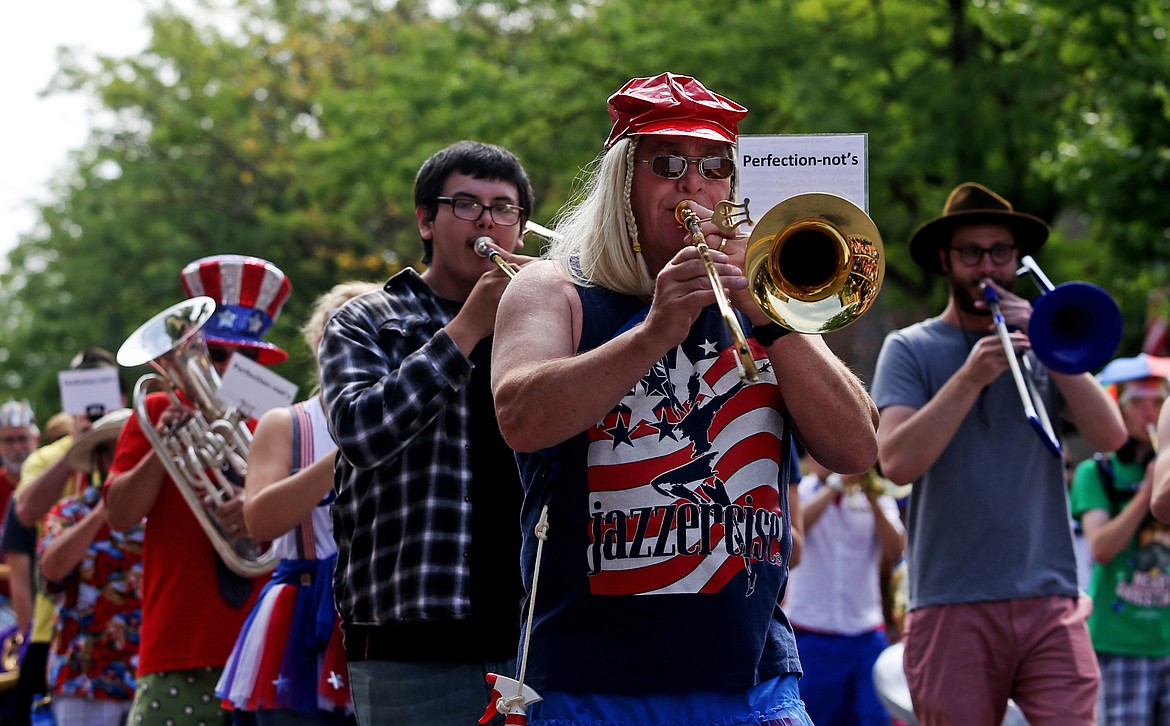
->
xmin=348 ymin=658 xmax=516 ymax=726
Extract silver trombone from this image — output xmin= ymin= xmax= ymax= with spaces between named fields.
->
xmin=475 ymin=237 xmax=517 ymax=279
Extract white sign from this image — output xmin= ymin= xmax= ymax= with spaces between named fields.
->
xmin=58 ymin=368 xmax=123 ymax=419
xmin=218 ymin=355 xmax=298 ymax=419
xmin=738 ymin=133 xmax=869 ymax=218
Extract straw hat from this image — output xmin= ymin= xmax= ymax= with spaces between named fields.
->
xmin=66 ymin=408 xmax=132 ymax=471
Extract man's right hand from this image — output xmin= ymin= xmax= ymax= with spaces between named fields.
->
xmin=961 ymin=331 xmax=1029 ymax=389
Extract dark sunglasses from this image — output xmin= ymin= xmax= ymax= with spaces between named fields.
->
xmin=208 ymin=346 xmax=259 ymax=364
xmin=635 ymin=155 xmax=736 ymax=181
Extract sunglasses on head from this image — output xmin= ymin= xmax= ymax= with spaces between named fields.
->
xmin=635 ymin=154 xmax=736 ymax=181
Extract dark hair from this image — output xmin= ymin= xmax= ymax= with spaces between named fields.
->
xmin=414 ymin=140 xmax=535 ymax=265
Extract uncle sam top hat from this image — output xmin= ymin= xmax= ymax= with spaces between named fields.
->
xmin=180 ymin=254 xmax=291 ymax=365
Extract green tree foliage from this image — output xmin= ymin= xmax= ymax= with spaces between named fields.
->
xmin=0 ymin=0 xmax=1166 ymax=417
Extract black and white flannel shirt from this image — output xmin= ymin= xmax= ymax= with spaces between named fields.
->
xmin=319 ymin=268 xmax=475 ymax=626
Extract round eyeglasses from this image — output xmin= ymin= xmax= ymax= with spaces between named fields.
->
xmin=435 ymin=197 xmax=525 ymax=226
xmin=634 ymin=155 xmax=736 ymax=181
xmin=950 ymin=243 xmax=1018 ymax=266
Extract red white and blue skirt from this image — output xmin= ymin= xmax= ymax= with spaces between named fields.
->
xmin=217 ymin=556 xmax=351 ymax=713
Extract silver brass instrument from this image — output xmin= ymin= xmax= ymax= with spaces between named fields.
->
xmin=475 ymin=221 xmax=561 ymax=279
xmin=982 ymin=256 xmax=1122 ymax=456
xmin=676 ymin=201 xmax=760 ymax=383
xmin=117 ymin=296 xmax=275 ymax=578
xmin=524 ymin=220 xmax=560 ymax=243
xmin=475 ymin=237 xmax=517 ymax=279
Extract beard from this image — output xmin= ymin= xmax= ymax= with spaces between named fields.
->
xmin=949 ymin=271 xmax=1018 ymax=316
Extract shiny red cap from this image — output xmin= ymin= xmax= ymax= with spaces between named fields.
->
xmin=605 ymin=72 xmax=747 ymax=150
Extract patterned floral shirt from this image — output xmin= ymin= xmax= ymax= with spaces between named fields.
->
xmin=39 ymin=483 xmax=144 ymax=700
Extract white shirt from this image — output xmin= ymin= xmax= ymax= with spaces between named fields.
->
xmin=784 ymin=473 xmax=904 ymax=635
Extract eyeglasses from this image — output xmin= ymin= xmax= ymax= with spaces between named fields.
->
xmin=634 ymin=155 xmax=736 ymax=181
xmin=949 ymin=243 xmax=1018 ymax=266
xmin=435 ymin=197 xmax=525 ymax=226
xmin=0 ymin=434 xmax=31 ymax=445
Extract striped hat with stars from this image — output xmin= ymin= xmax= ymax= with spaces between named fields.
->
xmin=180 ymin=254 xmax=292 ymax=364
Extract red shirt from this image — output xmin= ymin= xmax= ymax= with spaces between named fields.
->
xmin=0 ymin=469 xmax=16 ymax=598
xmin=104 ymin=392 xmax=266 ymax=675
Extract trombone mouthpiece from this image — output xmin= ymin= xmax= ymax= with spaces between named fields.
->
xmin=474 ymin=237 xmax=495 ymax=258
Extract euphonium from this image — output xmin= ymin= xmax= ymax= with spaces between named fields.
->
xmin=116 ymin=296 xmax=275 ymax=578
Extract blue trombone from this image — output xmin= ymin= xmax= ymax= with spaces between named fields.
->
xmin=982 ymin=256 xmax=1122 ymax=456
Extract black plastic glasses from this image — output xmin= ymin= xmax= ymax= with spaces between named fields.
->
xmin=950 ymin=243 xmax=1018 ymax=266
xmin=634 ymin=155 xmax=736 ymax=181
xmin=435 ymin=197 xmax=525 ymax=226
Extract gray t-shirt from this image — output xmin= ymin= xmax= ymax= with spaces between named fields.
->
xmin=871 ymin=317 xmax=1079 ymax=610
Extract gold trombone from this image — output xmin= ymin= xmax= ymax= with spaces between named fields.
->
xmin=676 ymin=193 xmax=885 ymax=383
xmin=676 ymin=201 xmax=760 ymax=382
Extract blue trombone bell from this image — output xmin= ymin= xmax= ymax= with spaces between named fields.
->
xmin=1028 ymin=281 xmax=1122 ymax=375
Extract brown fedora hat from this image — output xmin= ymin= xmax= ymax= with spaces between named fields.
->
xmin=909 ymin=182 xmax=1050 ymax=274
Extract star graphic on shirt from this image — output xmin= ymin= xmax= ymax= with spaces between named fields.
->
xmin=650 ymin=412 xmax=679 ymax=441
xmin=606 ymin=415 xmax=635 ymax=449
xmin=327 ymin=671 xmax=346 ymax=690
xmin=216 ymin=309 xmax=238 ymax=328
xmin=624 ymin=388 xmax=660 ymax=431
xmin=273 ymin=675 xmax=290 ymax=693
xmin=699 ymin=339 xmax=719 ymax=357
xmin=643 ymin=362 xmax=672 ymax=400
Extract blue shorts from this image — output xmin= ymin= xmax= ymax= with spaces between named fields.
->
xmin=529 ymin=674 xmax=813 ymax=726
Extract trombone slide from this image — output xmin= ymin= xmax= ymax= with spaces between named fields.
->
xmin=475 ymin=237 xmax=517 ymax=279
xmin=675 ymin=202 xmax=760 ymax=383
xmin=984 ymin=284 xmax=1062 ymax=456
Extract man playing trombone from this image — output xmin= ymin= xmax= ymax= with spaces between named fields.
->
xmin=490 ymin=72 xmax=877 ymax=725
xmin=318 ymin=140 xmax=535 ymax=725
xmin=871 ymin=182 xmax=1126 ymax=725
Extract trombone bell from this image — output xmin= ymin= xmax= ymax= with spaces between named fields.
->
xmin=1028 ymin=281 xmax=1121 ymax=375
xmin=745 ymin=193 xmax=884 ymax=334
